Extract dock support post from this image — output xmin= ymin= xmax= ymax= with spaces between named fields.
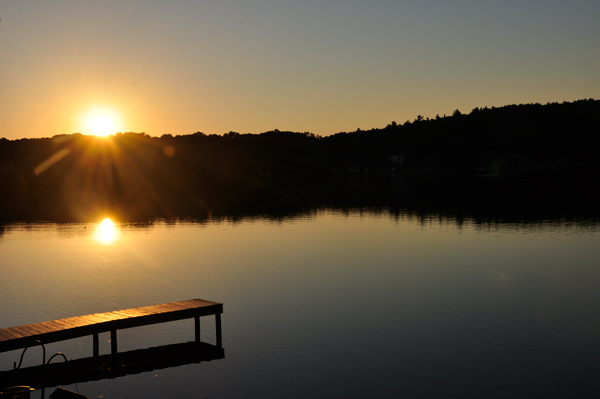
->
xmin=215 ymin=313 xmax=222 ymax=348
xmin=194 ymin=316 xmax=200 ymax=343
xmin=93 ymin=333 xmax=99 ymax=357
xmin=111 ymin=329 xmax=117 ymax=355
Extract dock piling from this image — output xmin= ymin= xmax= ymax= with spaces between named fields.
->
xmin=110 ymin=330 xmax=117 ymax=355
xmin=93 ymin=333 xmax=99 ymax=358
xmin=215 ymin=313 xmax=222 ymax=348
xmin=194 ymin=316 xmax=200 ymax=343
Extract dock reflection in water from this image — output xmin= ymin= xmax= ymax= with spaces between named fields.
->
xmin=0 ymin=341 xmax=224 ymax=392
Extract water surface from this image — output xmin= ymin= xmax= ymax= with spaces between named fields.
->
xmin=1 ymin=205 xmax=599 ymax=398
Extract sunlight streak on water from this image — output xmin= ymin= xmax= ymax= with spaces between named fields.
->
xmin=94 ymin=218 xmax=118 ymax=245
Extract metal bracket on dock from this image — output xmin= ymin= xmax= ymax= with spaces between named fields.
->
xmin=14 ymin=340 xmax=45 ymax=369
xmin=13 ymin=340 xmax=68 ymax=370
xmin=46 ymin=352 xmax=67 ymax=365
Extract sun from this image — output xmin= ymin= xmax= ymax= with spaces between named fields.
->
xmin=82 ymin=108 xmax=123 ymax=137
xmin=89 ymin=116 xmax=115 ymax=136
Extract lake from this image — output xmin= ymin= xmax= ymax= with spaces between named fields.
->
xmin=1 ymin=176 xmax=600 ymax=398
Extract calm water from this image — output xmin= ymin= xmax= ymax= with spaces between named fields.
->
xmin=1 ymin=207 xmax=600 ymax=398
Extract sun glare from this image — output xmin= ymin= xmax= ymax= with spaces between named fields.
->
xmin=89 ymin=116 xmax=115 ymax=136
xmin=82 ymin=109 xmax=123 ymax=137
xmin=94 ymin=218 xmax=119 ymax=245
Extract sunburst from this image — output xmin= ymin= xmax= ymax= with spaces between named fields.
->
xmin=83 ymin=109 xmax=123 ymax=136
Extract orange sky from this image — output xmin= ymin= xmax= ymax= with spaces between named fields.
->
xmin=1 ymin=1 xmax=599 ymax=139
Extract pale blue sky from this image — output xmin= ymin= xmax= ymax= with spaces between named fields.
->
xmin=1 ymin=1 xmax=599 ymax=138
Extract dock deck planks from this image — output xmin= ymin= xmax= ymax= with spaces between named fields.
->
xmin=0 ymin=299 xmax=223 ymax=356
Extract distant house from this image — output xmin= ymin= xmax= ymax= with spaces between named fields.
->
xmin=425 ymin=157 xmax=443 ymax=168
xmin=389 ymin=154 xmax=406 ymax=165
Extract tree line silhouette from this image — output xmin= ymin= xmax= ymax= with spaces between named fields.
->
xmin=0 ymin=99 xmax=598 ymax=221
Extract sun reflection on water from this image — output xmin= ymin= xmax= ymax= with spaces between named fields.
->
xmin=94 ymin=218 xmax=119 ymax=244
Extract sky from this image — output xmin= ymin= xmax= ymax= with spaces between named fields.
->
xmin=1 ymin=0 xmax=599 ymax=139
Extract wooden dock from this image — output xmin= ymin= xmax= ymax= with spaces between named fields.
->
xmin=0 ymin=299 xmax=223 ymax=358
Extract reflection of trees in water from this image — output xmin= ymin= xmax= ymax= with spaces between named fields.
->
xmin=254 ymin=172 xmax=597 ymax=230
xmin=4 ymin=173 xmax=597 ymax=232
